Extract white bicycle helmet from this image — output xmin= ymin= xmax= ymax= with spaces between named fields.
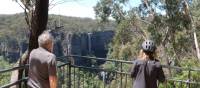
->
xmin=142 ymin=40 xmax=156 ymax=52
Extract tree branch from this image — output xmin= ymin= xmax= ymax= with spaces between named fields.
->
xmin=14 ymin=0 xmax=25 ymax=10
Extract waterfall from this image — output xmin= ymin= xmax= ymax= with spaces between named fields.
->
xmin=88 ymin=33 xmax=92 ymax=55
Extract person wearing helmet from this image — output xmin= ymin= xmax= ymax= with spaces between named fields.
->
xmin=130 ymin=40 xmax=166 ymax=88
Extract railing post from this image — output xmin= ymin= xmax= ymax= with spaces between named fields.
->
xmin=24 ymin=67 xmax=28 ymax=88
xmin=68 ymin=61 xmax=71 ymax=88
xmin=73 ymin=67 xmax=75 ymax=88
xmin=83 ymin=74 xmax=84 ymax=88
xmin=125 ymin=74 xmax=127 ymax=88
xmin=187 ymin=69 xmax=191 ymax=88
xmin=120 ymin=62 xmax=122 ymax=88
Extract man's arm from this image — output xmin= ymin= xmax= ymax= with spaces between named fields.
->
xmin=48 ymin=55 xmax=57 ymax=88
xmin=130 ymin=61 xmax=138 ymax=78
xmin=157 ymin=63 xmax=166 ymax=83
xmin=49 ymin=66 xmax=57 ymax=88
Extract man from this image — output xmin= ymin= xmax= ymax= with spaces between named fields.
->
xmin=28 ymin=31 xmax=57 ymax=88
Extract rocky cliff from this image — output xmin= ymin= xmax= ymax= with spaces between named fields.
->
xmin=0 ymin=30 xmax=114 ymax=64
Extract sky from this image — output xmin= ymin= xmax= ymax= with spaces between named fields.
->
xmin=0 ymin=0 xmax=141 ymax=19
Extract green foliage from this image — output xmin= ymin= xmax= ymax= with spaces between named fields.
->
xmin=94 ymin=0 xmax=127 ymax=23
xmin=113 ymin=20 xmax=132 ymax=45
xmin=0 ymin=13 xmax=115 ymax=42
xmin=107 ymin=19 xmax=143 ymax=60
xmin=101 ymin=62 xmax=117 ymax=71
xmin=48 ymin=15 xmax=115 ymax=33
xmin=0 ymin=14 xmax=116 ymax=59
xmin=95 ymin=0 xmax=200 ymax=64
xmin=159 ymin=57 xmax=200 ymax=88
xmin=0 ymin=56 xmax=11 ymax=86
xmin=94 ymin=1 xmax=200 ymax=87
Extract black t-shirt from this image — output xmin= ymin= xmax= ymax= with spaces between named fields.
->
xmin=131 ymin=59 xmax=165 ymax=88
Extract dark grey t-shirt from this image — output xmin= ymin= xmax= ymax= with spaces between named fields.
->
xmin=131 ymin=59 xmax=165 ymax=88
xmin=28 ymin=47 xmax=56 ymax=88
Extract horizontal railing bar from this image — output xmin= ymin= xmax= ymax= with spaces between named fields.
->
xmin=57 ymin=56 xmax=69 ymax=60
xmin=0 ymin=63 xmax=69 ymax=88
xmin=0 ymin=65 xmax=29 ymax=74
xmin=71 ymin=64 xmax=130 ymax=75
xmin=162 ymin=65 xmax=200 ymax=72
xmin=71 ymin=65 xmax=200 ymax=85
xmin=57 ymin=62 xmax=69 ymax=68
xmin=1 ymin=77 xmax=28 ymax=88
xmin=167 ymin=78 xmax=200 ymax=84
xmin=1 ymin=55 xmax=200 ymax=87
xmin=0 ymin=62 xmax=69 ymax=74
xmin=66 ymin=55 xmax=133 ymax=64
xmin=58 ymin=55 xmax=200 ymax=72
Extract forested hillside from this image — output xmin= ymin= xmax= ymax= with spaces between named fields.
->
xmin=0 ymin=13 xmax=115 ymax=62
xmin=0 ymin=13 xmax=115 ymax=41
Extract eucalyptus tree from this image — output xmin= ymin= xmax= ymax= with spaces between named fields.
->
xmin=11 ymin=0 xmax=49 ymax=87
xmin=94 ymin=0 xmax=199 ymax=71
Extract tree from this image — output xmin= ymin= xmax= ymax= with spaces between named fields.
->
xmin=11 ymin=0 xmax=49 ymax=87
xmin=94 ymin=0 xmax=200 ymax=76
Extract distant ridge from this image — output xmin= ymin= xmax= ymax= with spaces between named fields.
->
xmin=0 ymin=13 xmax=115 ymax=41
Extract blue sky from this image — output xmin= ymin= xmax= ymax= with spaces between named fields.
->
xmin=0 ymin=0 xmax=141 ymax=19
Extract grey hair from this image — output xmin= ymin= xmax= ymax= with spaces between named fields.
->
xmin=38 ymin=31 xmax=54 ymax=47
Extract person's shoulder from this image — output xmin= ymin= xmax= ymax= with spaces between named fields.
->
xmin=47 ymin=52 xmax=56 ymax=59
xmin=30 ymin=48 xmax=37 ymax=53
xmin=153 ymin=59 xmax=162 ymax=67
xmin=31 ymin=48 xmax=44 ymax=55
xmin=29 ymin=49 xmax=38 ymax=56
xmin=134 ymin=59 xmax=145 ymax=65
xmin=38 ymin=47 xmax=54 ymax=56
xmin=47 ymin=53 xmax=56 ymax=64
xmin=154 ymin=59 xmax=160 ymax=63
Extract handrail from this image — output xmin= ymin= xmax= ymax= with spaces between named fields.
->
xmin=57 ymin=62 xmax=69 ymax=68
xmin=71 ymin=64 xmax=130 ymax=75
xmin=0 ymin=63 xmax=69 ymax=74
xmin=0 ymin=63 xmax=70 ymax=88
xmin=166 ymin=78 xmax=200 ymax=85
xmin=64 ymin=55 xmax=200 ymax=72
xmin=64 ymin=55 xmax=133 ymax=64
xmin=0 ymin=64 xmax=29 ymax=74
xmin=1 ymin=55 xmax=200 ymax=88
xmin=162 ymin=65 xmax=200 ymax=72
xmin=70 ymin=64 xmax=200 ymax=85
xmin=1 ymin=77 xmax=28 ymax=88
xmin=1 ymin=55 xmax=200 ymax=74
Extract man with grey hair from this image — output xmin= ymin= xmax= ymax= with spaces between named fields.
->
xmin=28 ymin=31 xmax=57 ymax=88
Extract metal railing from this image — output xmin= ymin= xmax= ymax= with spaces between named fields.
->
xmin=0 ymin=64 xmax=28 ymax=88
xmin=1 ymin=55 xmax=200 ymax=88
xmin=1 ymin=77 xmax=28 ymax=88
xmin=57 ymin=55 xmax=200 ymax=88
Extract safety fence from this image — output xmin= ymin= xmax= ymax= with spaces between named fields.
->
xmin=1 ymin=55 xmax=200 ymax=88
xmin=57 ymin=55 xmax=200 ymax=88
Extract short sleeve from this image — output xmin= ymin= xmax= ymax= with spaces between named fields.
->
xmin=157 ymin=63 xmax=165 ymax=83
xmin=130 ymin=60 xmax=138 ymax=78
xmin=48 ymin=54 xmax=57 ymax=76
xmin=48 ymin=55 xmax=56 ymax=67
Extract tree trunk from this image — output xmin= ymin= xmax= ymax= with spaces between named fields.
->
xmin=193 ymin=27 xmax=200 ymax=60
xmin=28 ymin=0 xmax=49 ymax=51
xmin=11 ymin=0 xmax=49 ymax=88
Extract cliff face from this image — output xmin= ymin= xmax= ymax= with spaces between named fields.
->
xmin=0 ymin=30 xmax=114 ymax=64
xmin=70 ymin=31 xmax=114 ymax=66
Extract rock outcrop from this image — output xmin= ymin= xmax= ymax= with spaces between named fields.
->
xmin=0 ymin=30 xmax=114 ymax=65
